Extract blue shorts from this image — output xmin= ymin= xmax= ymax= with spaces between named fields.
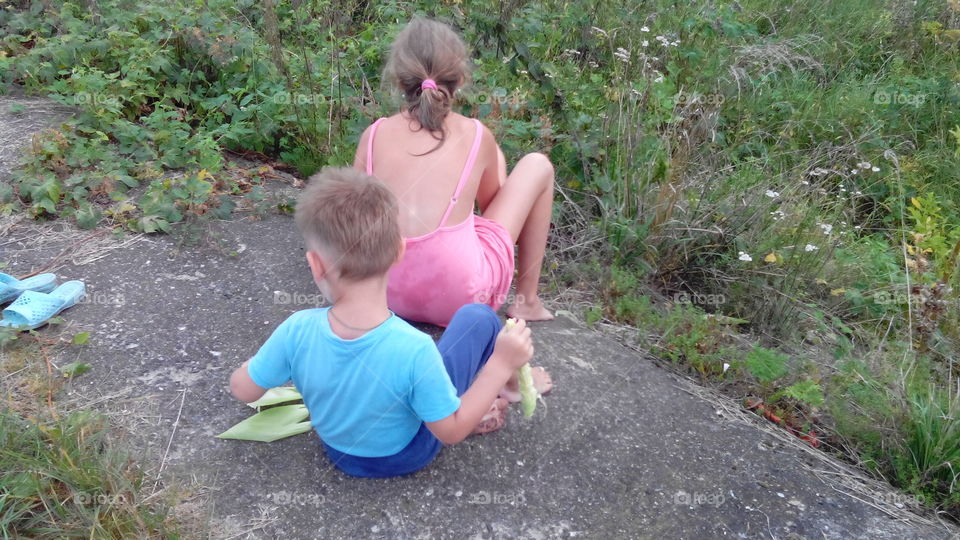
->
xmin=322 ymin=304 xmax=501 ymax=478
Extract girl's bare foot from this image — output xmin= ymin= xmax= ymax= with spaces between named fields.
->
xmin=472 ymin=398 xmax=509 ymax=434
xmin=507 ymin=296 xmax=554 ymax=321
xmin=530 ymin=366 xmax=553 ymax=395
xmin=498 ymin=366 xmax=553 ymax=403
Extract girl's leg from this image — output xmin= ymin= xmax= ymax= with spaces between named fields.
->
xmin=438 ymin=304 xmax=508 ymax=434
xmin=483 ymin=152 xmax=555 ymax=321
xmin=441 ymin=300 xmax=552 ymax=403
xmin=437 ymin=304 xmax=501 ymax=395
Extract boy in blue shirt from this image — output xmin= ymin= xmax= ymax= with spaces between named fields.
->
xmin=228 ymin=167 xmax=535 ymax=478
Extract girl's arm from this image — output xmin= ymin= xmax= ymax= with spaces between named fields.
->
xmin=476 ymin=126 xmax=506 ymax=214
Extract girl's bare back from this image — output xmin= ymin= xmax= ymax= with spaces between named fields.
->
xmin=357 ymin=112 xmax=489 ymax=238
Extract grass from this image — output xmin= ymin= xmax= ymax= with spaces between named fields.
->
xmin=0 ymin=326 xmax=192 ymax=538
xmin=1 ymin=0 xmax=959 ymax=528
xmin=0 ymin=409 xmax=178 ymax=538
xmin=899 ymin=387 xmax=960 ymax=507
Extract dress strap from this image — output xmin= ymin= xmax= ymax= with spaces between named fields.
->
xmin=365 ymin=118 xmax=386 ymax=176
xmin=437 ymin=119 xmax=483 ymax=228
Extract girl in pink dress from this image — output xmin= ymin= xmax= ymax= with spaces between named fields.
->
xmin=354 ymin=17 xmax=555 ymax=328
xmin=353 ymin=17 xmax=554 ymax=400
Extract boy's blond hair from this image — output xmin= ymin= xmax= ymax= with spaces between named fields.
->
xmin=295 ymin=167 xmax=401 ymax=280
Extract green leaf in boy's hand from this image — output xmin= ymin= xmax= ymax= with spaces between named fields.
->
xmin=246 ymin=386 xmax=303 ymax=409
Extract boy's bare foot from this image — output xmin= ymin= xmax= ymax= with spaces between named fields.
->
xmin=472 ymin=398 xmax=509 ymax=435
xmin=498 ymin=366 xmax=553 ymax=403
xmin=507 ymin=296 xmax=554 ymax=321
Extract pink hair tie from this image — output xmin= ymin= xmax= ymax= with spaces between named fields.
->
xmin=421 ymin=78 xmax=438 ymax=91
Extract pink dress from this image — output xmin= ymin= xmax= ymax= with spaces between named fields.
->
xmin=366 ymin=117 xmax=515 ymax=327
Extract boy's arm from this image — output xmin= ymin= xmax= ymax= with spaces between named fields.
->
xmin=228 ymin=316 xmax=296 ymax=403
xmin=426 ymin=320 xmax=533 ymax=444
xmin=425 ymin=356 xmax=513 ymax=444
xmin=229 ymin=360 xmax=269 ymax=403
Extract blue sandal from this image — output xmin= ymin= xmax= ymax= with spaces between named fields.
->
xmin=0 ymin=273 xmax=57 ymax=304
xmin=0 ymin=281 xmax=86 ymax=331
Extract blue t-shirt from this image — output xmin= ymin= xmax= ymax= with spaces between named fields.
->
xmin=247 ymin=308 xmax=460 ymax=457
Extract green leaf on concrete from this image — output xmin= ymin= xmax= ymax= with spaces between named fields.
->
xmin=71 ymin=331 xmax=90 ymax=345
xmin=217 ymin=404 xmax=311 ymax=442
xmin=61 ymin=362 xmax=92 ymax=378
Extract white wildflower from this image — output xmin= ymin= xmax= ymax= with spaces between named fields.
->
xmin=819 ymin=223 xmax=833 ymax=235
xmin=805 ymin=244 xmax=818 ymax=252
xmin=871 ymin=166 xmax=880 ymax=172
xmin=641 ymin=26 xmax=650 ymax=32
xmin=738 ymin=252 xmax=753 ymax=262
xmin=642 ymin=40 xmax=649 ymax=47
xmin=765 ymin=189 xmax=780 ymax=198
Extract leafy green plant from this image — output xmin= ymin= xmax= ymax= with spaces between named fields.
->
xmin=771 ymin=379 xmax=825 ymax=409
xmin=658 ymin=304 xmax=732 ymax=379
xmin=744 ymin=345 xmax=789 ymax=385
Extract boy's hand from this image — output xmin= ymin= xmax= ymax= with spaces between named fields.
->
xmin=493 ymin=318 xmax=534 ymax=370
